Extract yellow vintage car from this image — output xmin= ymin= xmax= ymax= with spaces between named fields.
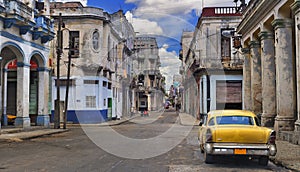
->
xmin=198 ymin=110 xmax=277 ymax=165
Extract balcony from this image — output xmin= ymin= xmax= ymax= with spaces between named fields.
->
xmin=32 ymin=15 xmax=55 ymax=43
xmin=2 ymin=0 xmax=35 ymax=30
xmin=199 ymin=58 xmax=243 ymax=70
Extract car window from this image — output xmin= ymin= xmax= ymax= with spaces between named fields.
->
xmin=216 ymin=116 xmax=254 ymax=125
xmin=208 ymin=117 xmax=215 ymax=126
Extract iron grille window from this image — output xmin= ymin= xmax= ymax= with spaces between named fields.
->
xmin=84 ymin=80 xmax=99 ymax=84
xmin=55 ymin=79 xmax=75 ymax=86
xmin=86 ymin=96 xmax=96 ymax=108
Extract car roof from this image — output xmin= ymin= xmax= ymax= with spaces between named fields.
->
xmin=208 ymin=110 xmax=256 ymax=117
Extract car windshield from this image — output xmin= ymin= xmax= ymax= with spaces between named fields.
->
xmin=216 ymin=116 xmax=254 ymax=125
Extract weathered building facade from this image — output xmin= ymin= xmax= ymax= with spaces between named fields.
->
xmin=0 ymin=0 xmax=54 ymax=128
xmin=50 ymin=2 xmax=135 ymax=123
xmin=237 ymin=0 xmax=300 ymax=144
xmin=180 ymin=7 xmax=244 ymax=119
xmin=131 ymin=36 xmax=164 ymax=112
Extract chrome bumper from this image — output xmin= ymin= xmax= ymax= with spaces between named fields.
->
xmin=205 ymin=143 xmax=277 ymax=156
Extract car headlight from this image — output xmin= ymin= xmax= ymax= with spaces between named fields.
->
xmin=205 ymin=143 xmax=213 ymax=153
xmin=269 ymin=145 xmax=277 ymax=156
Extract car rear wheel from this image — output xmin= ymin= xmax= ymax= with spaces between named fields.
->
xmin=204 ymin=151 xmax=214 ymax=164
xmin=258 ymin=156 xmax=269 ymax=166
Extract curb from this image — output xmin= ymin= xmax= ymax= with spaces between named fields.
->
xmin=0 ymin=129 xmax=69 ymax=142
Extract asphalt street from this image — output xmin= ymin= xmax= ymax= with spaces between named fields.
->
xmin=0 ymin=109 xmax=291 ymax=172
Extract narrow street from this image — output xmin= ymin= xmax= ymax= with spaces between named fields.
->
xmin=0 ymin=109 xmax=289 ymax=172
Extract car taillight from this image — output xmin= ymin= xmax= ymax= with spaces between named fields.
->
xmin=268 ymin=130 xmax=276 ymax=144
xmin=206 ymin=129 xmax=213 ymax=142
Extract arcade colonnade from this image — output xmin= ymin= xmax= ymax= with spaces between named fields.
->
xmin=238 ymin=0 xmax=300 ymax=135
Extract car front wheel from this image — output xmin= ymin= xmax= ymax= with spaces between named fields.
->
xmin=258 ymin=156 xmax=269 ymax=166
xmin=204 ymin=151 xmax=214 ymax=164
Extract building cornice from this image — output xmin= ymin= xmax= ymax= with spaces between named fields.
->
xmin=237 ymin=0 xmax=280 ymax=35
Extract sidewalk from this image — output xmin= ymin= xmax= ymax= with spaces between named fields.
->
xmin=0 ymin=113 xmax=299 ymax=171
xmin=0 ymin=114 xmax=139 ymax=142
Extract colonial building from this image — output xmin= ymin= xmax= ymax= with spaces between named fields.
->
xmin=131 ymin=36 xmax=164 ymax=112
xmin=0 ymin=0 xmax=54 ymax=128
xmin=50 ymin=2 xmax=135 ymax=123
xmin=237 ymin=0 xmax=300 ymax=144
xmin=180 ymin=6 xmax=244 ymax=119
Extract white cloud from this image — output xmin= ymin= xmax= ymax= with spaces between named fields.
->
xmin=126 ymin=0 xmax=202 ymax=17
xmin=125 ymin=11 xmax=163 ymax=35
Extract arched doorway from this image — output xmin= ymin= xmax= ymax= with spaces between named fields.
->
xmin=29 ymin=53 xmax=48 ymax=126
xmin=0 ymin=43 xmax=24 ymax=126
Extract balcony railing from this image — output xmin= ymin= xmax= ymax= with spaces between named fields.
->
xmin=198 ymin=58 xmax=244 ymax=69
xmin=4 ymin=0 xmax=33 ymax=21
xmin=33 ymin=15 xmax=55 ymax=43
xmin=201 ymin=7 xmax=241 ymax=17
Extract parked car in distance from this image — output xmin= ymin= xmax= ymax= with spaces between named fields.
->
xmin=198 ymin=110 xmax=277 ymax=165
xmin=164 ymin=101 xmax=171 ymax=109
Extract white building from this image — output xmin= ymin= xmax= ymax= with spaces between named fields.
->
xmin=0 ymin=0 xmax=54 ymax=127
xmin=50 ymin=2 xmax=135 ymax=123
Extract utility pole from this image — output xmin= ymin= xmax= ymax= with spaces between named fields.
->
xmin=54 ymin=13 xmax=62 ymax=129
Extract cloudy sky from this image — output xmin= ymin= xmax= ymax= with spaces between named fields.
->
xmin=88 ymin=0 xmax=245 ymax=89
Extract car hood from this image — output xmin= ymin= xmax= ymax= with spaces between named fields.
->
xmin=212 ymin=125 xmax=272 ymax=144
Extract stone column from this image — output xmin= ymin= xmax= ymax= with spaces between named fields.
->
xmin=272 ymin=19 xmax=296 ymax=131
xmin=242 ymin=48 xmax=251 ymax=111
xmin=36 ymin=68 xmax=50 ymax=127
xmin=14 ymin=63 xmax=30 ymax=128
xmin=249 ymin=41 xmax=262 ymax=115
xmin=259 ymin=31 xmax=276 ymax=127
xmin=292 ymin=0 xmax=300 ymax=132
xmin=1 ymin=70 xmax=8 ymax=126
xmin=147 ymin=93 xmax=151 ymax=111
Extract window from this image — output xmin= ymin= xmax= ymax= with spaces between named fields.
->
xmin=86 ymin=96 xmax=96 ymax=108
xmin=84 ymin=80 xmax=99 ymax=84
xmin=216 ymin=116 xmax=254 ymax=125
xmin=208 ymin=118 xmax=215 ymax=126
xmin=104 ymin=98 xmax=106 ymax=106
xmin=221 ymin=29 xmax=234 ymax=60
xmin=69 ymin=31 xmax=80 ymax=58
xmin=55 ymin=79 xmax=75 ymax=86
xmin=103 ymin=81 xmax=107 ymax=87
xmin=92 ymin=30 xmax=99 ymax=50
